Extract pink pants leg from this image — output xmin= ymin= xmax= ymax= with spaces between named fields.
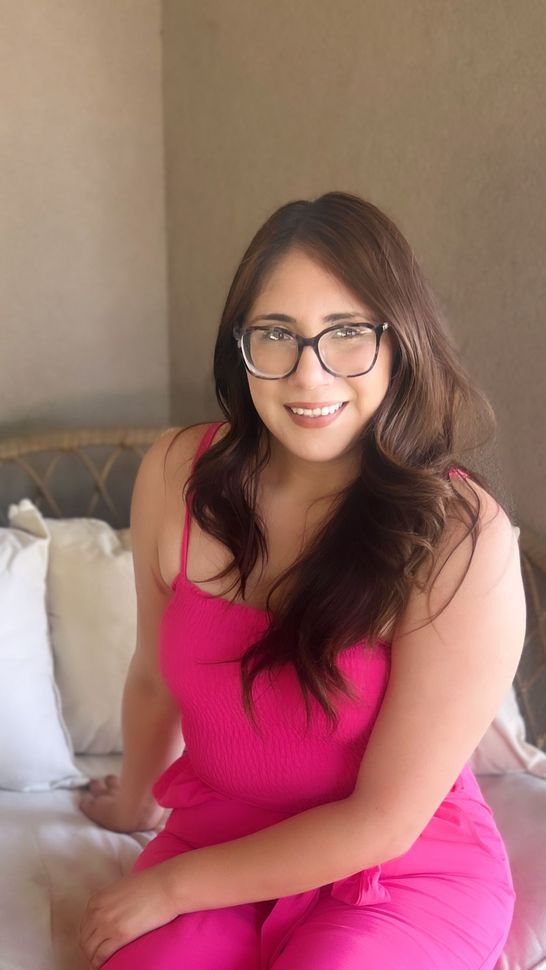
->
xmin=269 ymin=876 xmax=514 ymax=969
xmin=100 ymin=829 xmax=273 ymax=970
xmin=101 ymin=824 xmax=515 ymax=970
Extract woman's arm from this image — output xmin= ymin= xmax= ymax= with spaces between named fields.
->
xmin=349 ymin=479 xmax=525 ymax=850
xmin=81 ymin=430 xmax=185 ymax=831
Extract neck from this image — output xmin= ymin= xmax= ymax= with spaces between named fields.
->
xmin=261 ymin=432 xmax=360 ymax=505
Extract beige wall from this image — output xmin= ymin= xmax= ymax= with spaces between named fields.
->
xmin=2 ymin=2 xmax=544 ymax=534
xmin=0 ymin=0 xmax=169 ymax=433
xmin=162 ymin=0 xmax=545 ymax=534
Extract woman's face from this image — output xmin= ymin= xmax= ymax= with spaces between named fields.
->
xmin=241 ymin=247 xmax=394 ymax=470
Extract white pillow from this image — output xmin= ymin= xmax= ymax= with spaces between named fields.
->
xmin=8 ymin=499 xmax=136 ymax=755
xmin=0 ymin=503 xmax=88 ymax=791
xmin=469 ymin=524 xmax=546 ymax=778
xmin=470 ymin=684 xmax=546 ymax=777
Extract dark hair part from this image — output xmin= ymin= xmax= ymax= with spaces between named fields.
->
xmin=165 ymin=191 xmax=507 ymax=739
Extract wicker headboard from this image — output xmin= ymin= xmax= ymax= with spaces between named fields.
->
xmin=0 ymin=426 xmax=170 ymax=529
xmin=0 ymin=426 xmax=544 ymax=753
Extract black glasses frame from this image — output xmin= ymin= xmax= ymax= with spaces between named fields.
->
xmin=232 ymin=322 xmax=390 ymax=379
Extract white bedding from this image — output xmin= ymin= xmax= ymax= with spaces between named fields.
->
xmin=0 ymin=754 xmax=158 ymax=970
xmin=1 ymin=758 xmax=545 ymax=970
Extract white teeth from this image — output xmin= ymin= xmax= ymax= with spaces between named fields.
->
xmin=288 ymin=403 xmax=344 ymax=417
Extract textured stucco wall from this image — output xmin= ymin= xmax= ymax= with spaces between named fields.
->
xmin=1 ymin=0 xmax=169 ymax=433
xmin=2 ymin=2 xmax=543 ymax=532
xmin=162 ymin=0 xmax=545 ymax=534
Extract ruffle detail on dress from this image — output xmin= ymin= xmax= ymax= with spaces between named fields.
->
xmin=330 ymin=863 xmax=392 ymax=906
xmin=260 ymin=865 xmax=391 ymax=969
xmin=151 ymin=753 xmax=189 ymax=805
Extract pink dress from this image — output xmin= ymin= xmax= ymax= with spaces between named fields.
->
xmin=103 ymin=421 xmax=516 ymax=970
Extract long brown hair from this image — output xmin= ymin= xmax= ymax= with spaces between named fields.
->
xmin=165 ymin=191 xmax=507 ymax=738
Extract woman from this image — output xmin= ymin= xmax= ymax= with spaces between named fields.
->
xmin=78 ymin=191 xmax=525 ymax=969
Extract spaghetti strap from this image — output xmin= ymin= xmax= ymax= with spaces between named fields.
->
xmin=448 ymin=466 xmax=470 ymax=479
xmin=179 ymin=421 xmax=227 ymax=583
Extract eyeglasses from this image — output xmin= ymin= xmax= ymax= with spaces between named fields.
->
xmin=233 ymin=322 xmax=390 ymax=379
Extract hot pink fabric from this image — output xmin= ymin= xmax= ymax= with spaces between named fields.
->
xmin=103 ymin=422 xmax=515 ymax=969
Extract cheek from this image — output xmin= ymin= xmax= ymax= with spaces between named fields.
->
xmin=351 ymin=370 xmax=390 ymax=415
xmin=247 ymin=379 xmax=278 ymax=419
xmin=247 ymin=378 xmax=263 ymax=407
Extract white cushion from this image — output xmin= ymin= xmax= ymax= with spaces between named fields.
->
xmin=0 ymin=503 xmax=87 ymax=791
xmin=8 ymin=500 xmax=136 ymax=755
xmin=479 ymin=772 xmax=546 ymax=970
xmin=469 ymin=524 xmax=546 ymax=780
xmin=470 ymin=685 xmax=546 ymax=778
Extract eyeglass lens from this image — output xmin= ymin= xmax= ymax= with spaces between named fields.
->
xmin=242 ymin=326 xmax=378 ymax=377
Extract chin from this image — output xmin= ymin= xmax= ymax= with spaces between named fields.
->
xmin=284 ymin=433 xmax=353 ymax=459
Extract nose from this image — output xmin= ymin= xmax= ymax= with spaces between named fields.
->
xmin=289 ymin=344 xmax=334 ymax=388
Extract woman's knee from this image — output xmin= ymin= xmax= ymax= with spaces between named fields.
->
xmin=101 ymin=903 xmax=265 ymax=970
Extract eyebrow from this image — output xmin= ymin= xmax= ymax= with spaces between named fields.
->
xmin=247 ymin=312 xmax=371 ymax=325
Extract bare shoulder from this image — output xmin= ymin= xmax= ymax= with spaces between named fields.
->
xmin=448 ymin=470 xmax=504 ymax=527
xmin=151 ymin=423 xmax=210 ymax=480
xmin=131 ymin=422 xmax=227 ymax=597
xmin=132 ymin=422 xmax=214 ymax=546
xmin=144 ymin=421 xmax=228 ymax=493
xmin=444 ymin=471 xmax=516 ymax=562
xmin=130 ymin=424 xmax=210 ymax=540
xmin=402 ymin=472 xmax=520 ymax=637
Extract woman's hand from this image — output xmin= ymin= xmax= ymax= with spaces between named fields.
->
xmin=79 ymin=858 xmax=184 ymax=968
xmin=78 ymin=774 xmax=167 ymax=833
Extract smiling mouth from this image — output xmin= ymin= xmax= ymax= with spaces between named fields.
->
xmin=285 ymin=402 xmax=347 ymax=417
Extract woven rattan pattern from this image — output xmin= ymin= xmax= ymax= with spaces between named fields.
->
xmin=0 ymin=426 xmax=171 ymax=529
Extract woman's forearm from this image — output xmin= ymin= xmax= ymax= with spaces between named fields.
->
xmin=117 ymin=664 xmax=183 ymax=818
xmin=165 ymin=795 xmax=405 ymax=913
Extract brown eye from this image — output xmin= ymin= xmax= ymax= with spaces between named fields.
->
xmin=263 ymin=328 xmax=293 ymax=342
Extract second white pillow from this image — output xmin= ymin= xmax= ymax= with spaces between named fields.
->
xmin=9 ymin=500 xmax=136 ymax=755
